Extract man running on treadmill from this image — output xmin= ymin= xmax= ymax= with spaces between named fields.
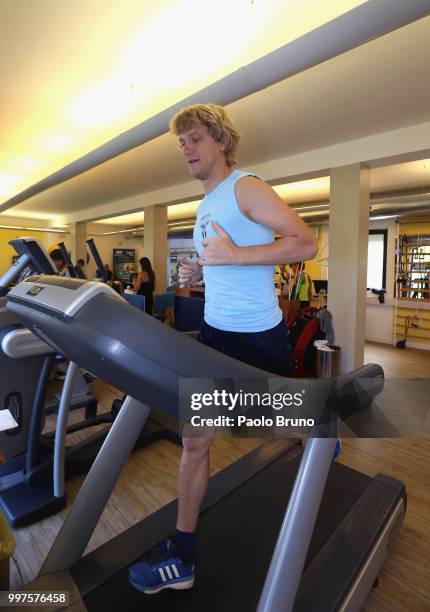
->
xmin=128 ymin=103 xmax=317 ymax=594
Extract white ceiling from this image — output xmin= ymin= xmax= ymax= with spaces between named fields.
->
xmin=90 ymin=159 xmax=430 ymax=226
xmin=1 ymin=3 xmax=430 ymax=226
xmin=0 ymin=0 xmax=366 ymax=200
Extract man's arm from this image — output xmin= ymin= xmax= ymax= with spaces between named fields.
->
xmin=200 ymin=177 xmax=317 ymax=266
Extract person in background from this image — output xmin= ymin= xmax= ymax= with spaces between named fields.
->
xmin=48 ymin=246 xmax=67 ymax=276
xmin=104 ymin=263 xmax=114 ymax=282
xmin=134 ymin=257 xmax=156 ymax=315
xmin=294 ymin=262 xmax=313 ymax=308
xmin=76 ymin=258 xmax=87 ymax=279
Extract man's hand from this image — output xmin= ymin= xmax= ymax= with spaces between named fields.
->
xmin=200 ymin=221 xmax=238 ymax=266
xmin=178 ymin=259 xmax=203 ymax=287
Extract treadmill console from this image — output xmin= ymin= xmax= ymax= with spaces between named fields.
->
xmin=7 ymin=276 xmax=121 ymax=319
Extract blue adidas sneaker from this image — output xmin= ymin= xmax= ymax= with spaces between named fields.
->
xmin=333 ymin=437 xmax=342 ymax=460
xmin=128 ymin=539 xmax=195 ymax=594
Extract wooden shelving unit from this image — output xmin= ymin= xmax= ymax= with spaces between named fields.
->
xmin=394 ymin=231 xmax=430 ymax=348
xmin=395 ymin=234 xmax=430 ymax=301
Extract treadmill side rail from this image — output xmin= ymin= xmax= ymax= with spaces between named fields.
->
xmin=257 ymin=438 xmax=338 ymax=612
xmin=340 ymin=498 xmax=405 ymax=612
xmin=39 ymin=396 xmax=151 ymax=576
xmin=294 ymin=474 xmax=406 ymax=612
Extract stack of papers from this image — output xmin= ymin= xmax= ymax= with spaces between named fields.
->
xmin=0 ymin=410 xmax=19 ymax=432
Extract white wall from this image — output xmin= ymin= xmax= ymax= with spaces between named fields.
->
xmin=365 ymin=303 xmax=394 ymax=344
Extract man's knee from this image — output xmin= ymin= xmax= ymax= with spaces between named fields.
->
xmin=181 ymin=424 xmax=213 ymax=458
xmin=182 ymin=436 xmax=212 ymax=457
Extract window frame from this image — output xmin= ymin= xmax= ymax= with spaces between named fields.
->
xmin=367 ymin=229 xmax=388 ymax=291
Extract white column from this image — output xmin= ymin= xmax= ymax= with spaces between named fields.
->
xmin=70 ymin=222 xmax=87 ymax=264
xmin=328 ymin=163 xmax=370 ymax=373
xmin=143 ymin=206 xmax=168 ymax=292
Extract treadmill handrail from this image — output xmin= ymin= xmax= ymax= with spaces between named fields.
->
xmin=58 ymin=242 xmax=78 ymax=279
xmin=86 ymin=238 xmax=109 ymax=282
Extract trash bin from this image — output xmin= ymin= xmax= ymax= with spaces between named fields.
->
xmin=316 ymin=345 xmax=341 ymax=378
xmin=0 ymin=511 xmax=16 ymax=590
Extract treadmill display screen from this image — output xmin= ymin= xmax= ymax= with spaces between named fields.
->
xmin=26 ymin=285 xmax=45 ymax=296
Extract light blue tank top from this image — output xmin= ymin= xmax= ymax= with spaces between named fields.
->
xmin=193 ymin=170 xmax=282 ymax=332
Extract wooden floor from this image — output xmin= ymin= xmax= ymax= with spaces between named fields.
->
xmin=7 ymin=342 xmax=430 ymax=612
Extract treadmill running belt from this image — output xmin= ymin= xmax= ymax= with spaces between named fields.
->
xmin=84 ymin=457 xmax=371 ymax=612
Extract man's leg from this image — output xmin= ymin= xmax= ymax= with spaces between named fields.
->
xmin=128 ymin=428 xmax=212 ymax=593
xmin=177 ymin=435 xmax=212 ymax=532
xmin=173 ymin=426 xmax=213 ymax=562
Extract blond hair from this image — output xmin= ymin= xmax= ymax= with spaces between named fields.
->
xmin=169 ymin=103 xmax=240 ymax=167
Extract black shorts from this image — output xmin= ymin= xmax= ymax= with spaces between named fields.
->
xmin=197 ymin=319 xmax=293 ymax=377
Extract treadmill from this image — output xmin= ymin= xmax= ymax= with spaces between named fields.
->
xmin=7 ymin=276 xmax=406 ymax=612
xmin=0 ymin=238 xmax=101 ymax=526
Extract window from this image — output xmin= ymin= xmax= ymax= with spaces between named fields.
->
xmin=367 ymin=230 xmax=387 ymax=290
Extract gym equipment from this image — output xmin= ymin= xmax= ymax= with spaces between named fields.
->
xmin=86 ymin=237 xmax=124 ymax=295
xmin=288 ymin=307 xmax=324 ymax=377
xmin=0 ymin=239 xmax=69 ymax=524
xmin=396 ymin=312 xmax=420 ymax=349
xmin=0 ymin=237 xmax=96 ymax=417
xmin=0 ymin=238 xmax=60 ymax=457
xmin=86 ymin=238 xmax=109 ymax=282
xmin=57 ymin=242 xmax=86 ymax=279
xmin=7 ymin=275 xmax=406 ymax=611
xmin=0 ymin=240 xmax=99 ymax=525
xmin=45 ymin=237 xmax=96 ymax=412
xmin=86 ymin=237 xmax=181 ymax=445
xmin=0 ymin=237 xmax=57 ymax=296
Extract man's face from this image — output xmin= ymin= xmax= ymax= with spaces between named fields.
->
xmin=178 ymin=124 xmax=225 ymax=181
xmin=53 ymin=259 xmax=64 ymax=272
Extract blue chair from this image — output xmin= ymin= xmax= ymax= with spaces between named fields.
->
xmin=124 ymin=294 xmax=145 ymax=312
xmin=174 ymin=296 xmax=204 ymax=332
xmin=153 ymin=292 xmax=175 ymax=320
